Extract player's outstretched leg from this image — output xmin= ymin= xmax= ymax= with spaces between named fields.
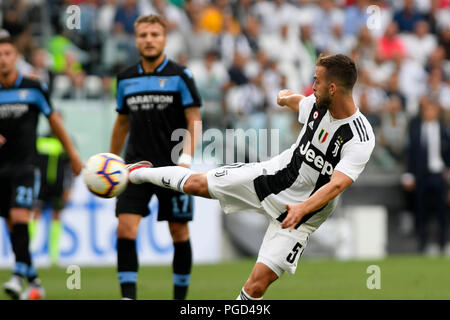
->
xmin=127 ymin=162 xmax=211 ymax=197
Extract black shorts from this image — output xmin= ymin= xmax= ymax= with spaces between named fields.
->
xmin=115 ymin=182 xmax=194 ymax=222
xmin=0 ymin=165 xmax=40 ymax=218
xmin=35 ymin=167 xmax=72 ymax=211
xmin=34 ymin=185 xmax=65 ymax=211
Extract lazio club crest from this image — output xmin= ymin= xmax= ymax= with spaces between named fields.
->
xmin=157 ymin=78 xmax=169 ymax=88
xmin=19 ymin=89 xmax=29 ymax=100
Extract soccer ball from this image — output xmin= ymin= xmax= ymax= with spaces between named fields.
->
xmin=83 ymin=153 xmax=128 ymax=198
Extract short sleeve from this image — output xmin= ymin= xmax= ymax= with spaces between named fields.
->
xmin=115 ymin=78 xmax=129 ymax=114
xmin=179 ymin=68 xmax=202 ymax=108
xmin=298 ymin=94 xmax=316 ymax=125
xmin=334 ymin=138 xmax=375 ymax=181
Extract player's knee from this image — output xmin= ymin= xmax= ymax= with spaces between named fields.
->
xmin=169 ymin=222 xmax=189 ymax=242
xmin=117 ymin=219 xmax=139 ymax=239
xmin=182 ymin=177 xmax=200 ymax=195
xmin=10 ymin=208 xmax=30 ymax=225
xmin=183 ymin=174 xmax=208 ymax=197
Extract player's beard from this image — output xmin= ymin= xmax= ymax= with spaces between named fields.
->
xmin=316 ymin=92 xmax=332 ymax=110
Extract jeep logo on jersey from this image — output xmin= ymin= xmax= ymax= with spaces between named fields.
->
xmin=318 ymin=129 xmax=329 ymax=143
xmin=157 ymin=78 xmax=169 ymax=88
xmin=299 ymin=141 xmax=334 ymax=176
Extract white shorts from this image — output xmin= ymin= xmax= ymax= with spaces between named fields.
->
xmin=206 ymin=163 xmax=266 ymax=215
xmin=207 ymin=163 xmax=311 ymax=276
xmin=257 ymin=218 xmax=309 ymax=276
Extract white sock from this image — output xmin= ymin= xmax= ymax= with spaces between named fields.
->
xmin=236 ymin=287 xmax=263 ymax=300
xmin=129 ymin=166 xmax=193 ymax=193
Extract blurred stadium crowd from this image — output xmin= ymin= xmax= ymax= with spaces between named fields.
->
xmin=1 ymin=0 xmax=450 ymax=170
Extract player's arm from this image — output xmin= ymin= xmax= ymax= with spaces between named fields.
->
xmin=110 ymin=114 xmax=129 ymax=155
xmin=277 ymin=89 xmax=305 ymax=112
xmin=281 ymin=170 xmax=354 ymax=231
xmin=179 ymin=106 xmax=202 ymax=168
xmin=48 ymin=112 xmax=83 ymax=176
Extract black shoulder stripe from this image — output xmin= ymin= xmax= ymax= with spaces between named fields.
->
xmin=253 ymin=104 xmax=327 ymax=202
xmin=357 ymin=117 xmax=369 ymax=141
xmin=353 ymin=119 xmax=364 ymax=142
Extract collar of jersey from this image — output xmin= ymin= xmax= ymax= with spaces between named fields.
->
xmin=138 ymin=56 xmax=169 ymax=75
xmin=0 ymin=72 xmax=23 ymax=89
xmin=328 ymin=107 xmax=360 ymax=123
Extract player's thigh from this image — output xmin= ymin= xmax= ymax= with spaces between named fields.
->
xmin=257 ymin=218 xmax=309 ymax=277
xmin=206 ymin=162 xmax=265 ymax=214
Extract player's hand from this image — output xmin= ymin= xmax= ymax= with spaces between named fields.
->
xmin=444 ymin=169 xmax=450 ymax=183
xmin=277 ymin=89 xmax=294 ymax=107
xmin=282 ymin=204 xmax=307 ymax=231
xmin=0 ymin=134 xmax=6 ymax=148
xmin=178 ymin=163 xmax=190 ymax=169
xmin=402 ymin=180 xmax=415 ymax=192
xmin=70 ymin=155 xmax=83 ymax=176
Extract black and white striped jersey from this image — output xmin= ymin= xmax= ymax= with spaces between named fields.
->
xmin=253 ymin=94 xmax=375 ymax=232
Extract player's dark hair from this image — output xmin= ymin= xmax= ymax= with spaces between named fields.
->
xmin=134 ymin=15 xmax=167 ymax=34
xmin=316 ymin=53 xmax=357 ymax=92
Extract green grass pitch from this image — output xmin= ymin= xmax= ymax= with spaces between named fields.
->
xmin=1 ymin=255 xmax=449 ymax=300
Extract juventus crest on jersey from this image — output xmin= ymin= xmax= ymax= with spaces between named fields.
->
xmin=253 ymin=94 xmax=375 ymax=232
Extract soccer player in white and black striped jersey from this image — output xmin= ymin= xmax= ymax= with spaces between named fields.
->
xmin=126 ymin=54 xmax=375 ymax=300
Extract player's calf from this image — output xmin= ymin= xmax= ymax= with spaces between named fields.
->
xmin=241 ymin=262 xmax=279 ymax=299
